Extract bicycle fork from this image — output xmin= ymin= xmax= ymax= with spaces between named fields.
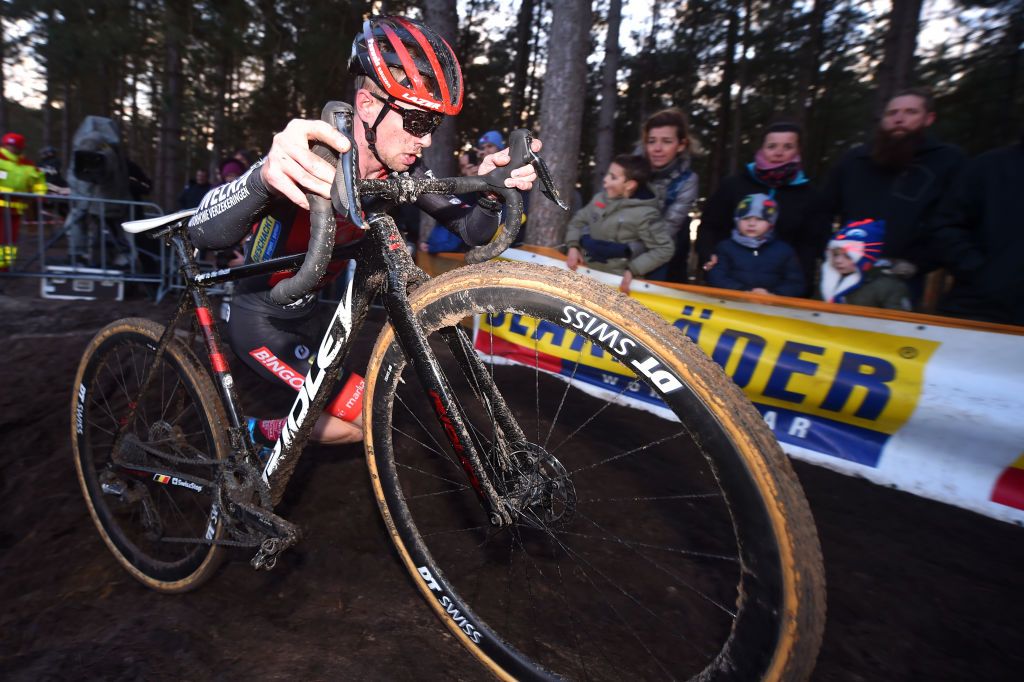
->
xmin=373 ymin=219 xmax=525 ymax=527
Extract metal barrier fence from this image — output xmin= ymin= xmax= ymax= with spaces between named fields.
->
xmin=0 ymin=191 xmax=176 ymax=299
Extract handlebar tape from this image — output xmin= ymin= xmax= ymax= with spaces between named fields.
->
xmin=268 ymin=101 xmax=350 ymax=306
xmin=463 ymin=129 xmax=531 ymax=264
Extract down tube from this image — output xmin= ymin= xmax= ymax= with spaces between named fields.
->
xmin=262 ymin=271 xmax=376 ymax=502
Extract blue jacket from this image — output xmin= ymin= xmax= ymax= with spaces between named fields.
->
xmin=706 ymin=236 xmax=805 ymax=297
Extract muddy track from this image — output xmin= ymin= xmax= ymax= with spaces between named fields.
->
xmin=0 ymin=281 xmax=1021 ymax=680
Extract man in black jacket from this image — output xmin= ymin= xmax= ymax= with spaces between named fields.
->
xmin=821 ymin=89 xmax=965 ymax=279
xmin=928 ymin=139 xmax=1024 ymax=326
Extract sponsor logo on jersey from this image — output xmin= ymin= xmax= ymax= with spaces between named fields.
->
xmin=251 ymin=216 xmax=281 ymax=262
xmin=250 ymin=347 xmax=306 ymax=390
xmin=294 ymin=344 xmax=310 ymax=361
xmin=191 ymin=159 xmax=262 ymax=223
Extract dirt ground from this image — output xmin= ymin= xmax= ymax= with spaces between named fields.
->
xmin=1 ymin=279 xmax=1022 ymax=681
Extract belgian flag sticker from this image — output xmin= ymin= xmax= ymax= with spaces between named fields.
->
xmin=153 ymin=474 xmax=171 ymax=484
xmin=991 ymin=454 xmax=1024 ymax=510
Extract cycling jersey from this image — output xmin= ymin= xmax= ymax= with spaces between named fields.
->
xmin=186 ymin=155 xmax=501 ymax=420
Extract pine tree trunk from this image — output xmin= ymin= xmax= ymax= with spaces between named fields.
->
xmin=727 ymin=0 xmax=752 ymax=176
xmin=422 ymin=0 xmax=458 ymax=180
xmin=212 ymin=49 xmax=231 ymax=173
xmin=526 ymin=0 xmax=546 ymax=123
xmin=526 ymin=0 xmax=591 ymax=247
xmin=420 ymin=0 xmax=459 ymax=246
xmin=592 ymin=0 xmax=623 ymax=195
xmin=509 ymin=0 xmax=536 ymax=131
xmin=794 ymin=0 xmax=830 ymax=129
xmin=636 ymin=0 xmax=662 ymax=127
xmin=1000 ymin=4 xmax=1024 ymax=136
xmin=873 ymin=0 xmax=924 ymax=117
xmin=158 ymin=0 xmax=188 ymax=210
xmin=709 ymin=1 xmax=740 ymax=193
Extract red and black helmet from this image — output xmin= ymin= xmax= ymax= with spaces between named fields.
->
xmin=349 ymin=16 xmax=463 ymax=116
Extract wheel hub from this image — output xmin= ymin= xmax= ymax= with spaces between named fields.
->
xmin=498 ymin=442 xmax=577 ymax=528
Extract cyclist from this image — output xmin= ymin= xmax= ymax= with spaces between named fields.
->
xmin=186 ymin=16 xmax=541 ymax=453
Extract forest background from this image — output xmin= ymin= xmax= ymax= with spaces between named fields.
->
xmin=0 ymin=0 xmax=1020 ymax=244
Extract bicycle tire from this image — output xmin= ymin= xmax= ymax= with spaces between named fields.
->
xmin=71 ymin=317 xmax=228 ymax=593
xmin=364 ymin=261 xmax=825 ymax=680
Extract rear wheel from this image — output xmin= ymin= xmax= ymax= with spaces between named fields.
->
xmin=364 ymin=262 xmax=825 ymax=680
xmin=72 ymin=318 xmax=228 ymax=593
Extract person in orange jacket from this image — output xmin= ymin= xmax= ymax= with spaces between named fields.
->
xmin=0 ymin=132 xmax=47 ymax=270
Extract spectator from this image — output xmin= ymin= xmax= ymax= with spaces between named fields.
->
xmin=820 ymin=219 xmax=910 ymax=310
xmin=207 ymin=160 xmax=249 ymax=267
xmin=821 ymin=88 xmax=965 ymax=288
xmin=698 ymin=121 xmax=829 ymax=293
xmin=458 ymin=148 xmax=480 ymax=176
xmin=706 ymin=193 xmax=804 ymax=297
xmin=640 ymin=108 xmax=699 ymax=282
xmin=927 ymin=138 xmax=1024 ymax=325
xmin=565 ymin=154 xmax=673 ymax=293
xmin=179 ymin=169 xmax=212 ymax=209
xmin=477 ymin=130 xmax=504 ymax=157
xmin=232 ymin=148 xmax=253 ymax=169
xmin=37 ymin=146 xmax=68 ymax=191
xmin=0 ymin=132 xmax=47 ymax=271
xmin=219 ymin=158 xmax=246 ymax=184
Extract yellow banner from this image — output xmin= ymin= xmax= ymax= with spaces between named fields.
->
xmin=482 ymin=290 xmax=939 ymax=437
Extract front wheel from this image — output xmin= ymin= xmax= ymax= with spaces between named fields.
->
xmin=364 ymin=262 xmax=825 ymax=680
xmin=71 ymin=318 xmax=228 ymax=593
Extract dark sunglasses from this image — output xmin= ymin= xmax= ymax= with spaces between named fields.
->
xmin=371 ymin=92 xmax=444 ymax=137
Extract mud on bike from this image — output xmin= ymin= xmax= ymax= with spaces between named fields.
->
xmin=71 ymin=103 xmax=825 ymax=680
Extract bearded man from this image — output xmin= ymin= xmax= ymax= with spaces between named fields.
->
xmin=821 ymin=89 xmax=965 ymax=279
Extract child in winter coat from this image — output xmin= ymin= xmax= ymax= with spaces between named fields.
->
xmin=705 ymin=193 xmax=805 ymax=296
xmin=820 ymin=219 xmax=911 ymax=310
xmin=566 ymin=154 xmax=674 ymax=293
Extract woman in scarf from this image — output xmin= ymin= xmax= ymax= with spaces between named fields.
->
xmin=697 ymin=121 xmax=831 ymax=294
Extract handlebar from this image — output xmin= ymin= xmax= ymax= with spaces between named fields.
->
xmin=268 ymin=101 xmax=355 ymax=306
xmin=269 ymin=102 xmax=567 ymax=305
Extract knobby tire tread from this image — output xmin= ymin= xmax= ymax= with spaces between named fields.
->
xmin=362 ymin=261 xmax=825 ymax=681
xmin=71 ymin=317 xmax=229 ymax=594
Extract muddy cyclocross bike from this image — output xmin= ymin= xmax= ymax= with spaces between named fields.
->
xmin=71 ymin=102 xmax=825 ymax=680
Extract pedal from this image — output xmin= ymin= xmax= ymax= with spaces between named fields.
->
xmin=231 ymin=501 xmax=302 ymax=571
xmin=101 ymin=480 xmax=126 ymax=497
xmin=251 ymin=538 xmax=285 ymax=571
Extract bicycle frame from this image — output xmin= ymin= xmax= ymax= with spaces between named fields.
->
xmin=150 ymin=209 xmax=517 ymax=524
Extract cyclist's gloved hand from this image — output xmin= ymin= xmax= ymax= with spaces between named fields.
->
xmin=260 ymin=118 xmax=350 ymax=210
xmin=477 ymin=138 xmax=543 ymax=192
xmin=580 ymin=233 xmax=630 ymax=262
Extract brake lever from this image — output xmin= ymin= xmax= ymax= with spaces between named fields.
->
xmin=483 ymin=129 xmax=568 ymax=212
xmin=533 ymin=151 xmax=568 ymax=211
xmin=316 ymin=101 xmax=364 ymax=229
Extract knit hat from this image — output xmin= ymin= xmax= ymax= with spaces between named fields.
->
xmin=219 ymin=159 xmax=245 ymax=181
xmin=477 ymin=130 xmax=505 ymax=149
xmin=820 ymin=219 xmax=886 ymax=303
xmin=734 ymin=193 xmax=779 ymax=226
xmin=2 ymin=133 xmax=25 ymax=151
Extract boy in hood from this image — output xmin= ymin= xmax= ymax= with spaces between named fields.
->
xmin=820 ymin=218 xmax=911 ymax=310
xmin=706 ymin=193 xmax=804 ymax=297
xmin=565 ymin=154 xmax=673 ymax=293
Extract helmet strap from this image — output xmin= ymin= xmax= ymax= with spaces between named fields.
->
xmin=361 ymin=103 xmax=393 ymax=173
